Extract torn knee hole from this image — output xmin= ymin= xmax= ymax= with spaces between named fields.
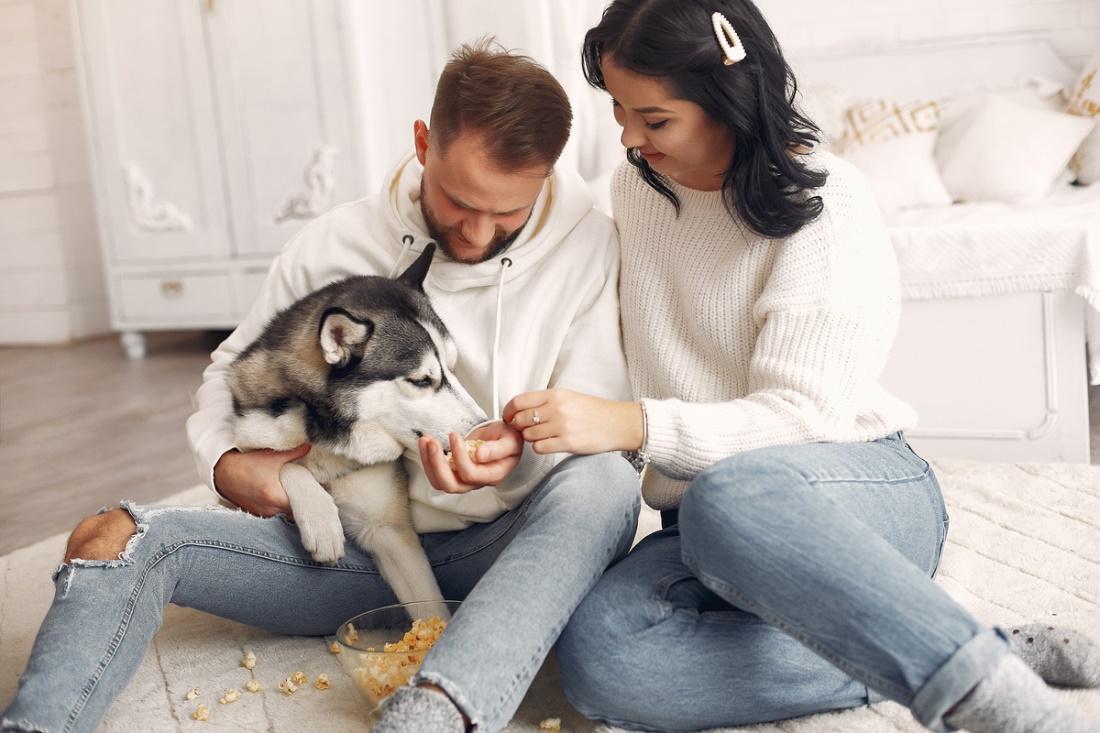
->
xmin=64 ymin=508 xmax=138 ymax=563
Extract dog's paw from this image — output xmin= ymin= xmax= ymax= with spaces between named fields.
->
xmin=296 ymin=509 xmax=346 ymax=565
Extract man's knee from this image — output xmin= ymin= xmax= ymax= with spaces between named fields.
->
xmin=549 ymin=453 xmax=640 ymax=511
xmin=64 ymin=508 xmax=137 ymax=562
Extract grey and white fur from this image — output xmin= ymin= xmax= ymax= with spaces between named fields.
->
xmin=227 ymin=244 xmax=485 ymax=619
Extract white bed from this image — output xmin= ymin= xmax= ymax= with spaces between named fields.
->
xmin=792 ymin=39 xmax=1099 ymax=463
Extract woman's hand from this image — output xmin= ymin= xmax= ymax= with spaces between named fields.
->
xmin=502 ymin=389 xmax=643 ymax=455
xmin=419 ymin=420 xmax=524 ymax=494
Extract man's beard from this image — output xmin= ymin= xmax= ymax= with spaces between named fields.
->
xmin=420 ymin=180 xmax=529 ymax=264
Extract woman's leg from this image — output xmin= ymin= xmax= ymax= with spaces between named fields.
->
xmin=560 ymin=524 xmax=884 ymax=732
xmin=559 ymin=434 xmax=997 ymax=732
xmin=0 ymin=486 xmax=542 ymax=733
xmin=675 ymin=434 xmax=997 ymax=731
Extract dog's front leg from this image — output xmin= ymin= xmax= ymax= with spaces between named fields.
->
xmin=329 ymin=463 xmax=449 ymax=620
xmin=280 ymin=462 xmax=346 ymax=564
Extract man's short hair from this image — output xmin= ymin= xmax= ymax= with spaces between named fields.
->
xmin=430 ymin=39 xmax=572 ymax=173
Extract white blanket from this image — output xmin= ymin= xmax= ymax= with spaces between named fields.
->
xmin=888 ymin=182 xmax=1100 ymax=384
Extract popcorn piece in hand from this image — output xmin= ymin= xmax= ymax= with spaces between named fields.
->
xmin=314 ymin=673 xmax=331 ymax=690
xmin=218 ymin=689 xmax=240 ymax=705
xmin=185 ymin=687 xmax=200 ymax=701
xmin=539 ymin=718 xmax=562 ymax=732
xmin=191 ymin=704 xmax=209 ymax=722
xmin=446 ymin=439 xmax=486 ymax=466
xmin=278 ymin=678 xmax=298 ymax=695
xmin=245 ymin=679 xmax=262 ymax=693
xmin=241 ymin=650 xmax=256 ymax=670
xmin=329 ymin=641 xmax=341 ymax=654
xmin=290 ymin=671 xmax=308 ymax=686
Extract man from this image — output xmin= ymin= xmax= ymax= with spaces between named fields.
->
xmin=2 ymin=43 xmax=639 ymax=733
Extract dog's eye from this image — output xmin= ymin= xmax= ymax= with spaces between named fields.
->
xmin=406 ymin=376 xmax=434 ymax=389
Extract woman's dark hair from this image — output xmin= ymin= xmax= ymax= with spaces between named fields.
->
xmin=582 ymin=0 xmax=826 ymax=238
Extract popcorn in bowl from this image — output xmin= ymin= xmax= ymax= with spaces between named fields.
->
xmin=335 ymin=600 xmax=460 ymax=709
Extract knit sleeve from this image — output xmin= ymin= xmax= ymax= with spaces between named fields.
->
xmin=641 ymin=172 xmax=902 ymax=480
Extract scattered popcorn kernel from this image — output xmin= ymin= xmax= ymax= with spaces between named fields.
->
xmin=345 ymin=623 xmax=359 ymax=643
xmin=218 ymin=689 xmax=240 ymax=705
xmin=351 ymin=616 xmax=448 ymax=703
xmin=446 ymin=439 xmax=486 ymax=466
xmin=290 ymin=670 xmax=308 ymax=686
xmin=185 ymin=687 xmax=200 ymax=701
xmin=241 ymin=650 xmax=256 ymax=670
xmin=539 ymin=718 xmax=562 ymax=732
xmin=278 ymin=678 xmax=298 ymax=695
xmin=314 ymin=673 xmax=331 ymax=690
xmin=190 ymin=704 xmax=209 ymax=721
xmin=328 ymin=641 xmax=341 ymax=654
xmin=244 ymin=679 xmax=262 ymax=693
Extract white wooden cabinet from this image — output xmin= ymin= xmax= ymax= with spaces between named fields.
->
xmin=71 ymin=0 xmax=364 ymax=357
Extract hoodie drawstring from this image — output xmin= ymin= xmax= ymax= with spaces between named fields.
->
xmin=388 ymin=234 xmax=416 ymax=278
xmin=394 ymin=235 xmax=512 ymax=420
xmin=491 ymin=257 xmax=513 ymax=418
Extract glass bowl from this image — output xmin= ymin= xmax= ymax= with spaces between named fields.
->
xmin=335 ymin=600 xmax=460 ymax=710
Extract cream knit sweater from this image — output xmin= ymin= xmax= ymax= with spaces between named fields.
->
xmin=614 ymin=151 xmax=918 ymax=509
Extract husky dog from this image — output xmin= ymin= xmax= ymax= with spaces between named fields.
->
xmin=228 ymin=244 xmax=486 ymax=616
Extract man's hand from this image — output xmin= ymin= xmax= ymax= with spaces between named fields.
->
xmin=418 ymin=420 xmax=523 ymax=494
xmin=503 ymin=389 xmax=643 ymax=455
xmin=212 ymin=443 xmax=311 ymax=516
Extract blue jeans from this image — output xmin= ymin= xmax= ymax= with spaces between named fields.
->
xmin=557 ymin=434 xmax=1010 ymax=733
xmin=2 ymin=453 xmax=640 ymax=733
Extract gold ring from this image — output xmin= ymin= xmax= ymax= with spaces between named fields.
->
xmin=532 ymin=411 xmax=541 ymax=425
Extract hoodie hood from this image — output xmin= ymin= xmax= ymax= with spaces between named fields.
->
xmin=381 ymin=150 xmax=596 ymax=292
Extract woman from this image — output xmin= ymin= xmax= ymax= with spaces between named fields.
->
xmin=499 ymin=1 xmax=1100 ymax=731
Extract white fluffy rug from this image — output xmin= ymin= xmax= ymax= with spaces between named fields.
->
xmin=2 ymin=460 xmax=1099 ymax=732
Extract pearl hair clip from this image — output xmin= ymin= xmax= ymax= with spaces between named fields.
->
xmin=711 ymin=11 xmax=746 ymax=66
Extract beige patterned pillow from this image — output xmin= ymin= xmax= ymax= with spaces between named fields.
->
xmin=1067 ymin=51 xmax=1100 ymax=184
xmin=833 ymin=99 xmax=952 ymax=212
xmin=834 ymin=99 xmax=942 ymax=153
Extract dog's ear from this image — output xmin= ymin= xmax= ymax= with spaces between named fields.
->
xmin=396 ymin=242 xmax=436 ymax=291
xmin=318 ymin=308 xmax=374 ymax=368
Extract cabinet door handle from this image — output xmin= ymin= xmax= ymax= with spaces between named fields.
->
xmin=161 ymin=280 xmax=185 ymax=298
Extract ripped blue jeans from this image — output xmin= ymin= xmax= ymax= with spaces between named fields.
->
xmin=1 ymin=453 xmax=640 ymax=733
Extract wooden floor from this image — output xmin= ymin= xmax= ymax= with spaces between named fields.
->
xmin=1 ymin=332 xmax=1099 ymax=555
xmin=0 ymin=331 xmax=224 ymax=555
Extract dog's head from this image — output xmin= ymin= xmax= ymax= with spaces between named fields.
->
xmin=316 ymin=245 xmax=487 ymax=463
xmin=229 ymin=244 xmax=488 ymax=465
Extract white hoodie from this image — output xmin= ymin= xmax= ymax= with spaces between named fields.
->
xmin=186 ymin=151 xmax=631 ymax=532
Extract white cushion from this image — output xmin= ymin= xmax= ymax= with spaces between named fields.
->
xmin=937 ymin=96 xmax=1095 ymax=203
xmin=841 ymin=131 xmax=952 ymax=213
xmin=1067 ymin=50 xmax=1100 ymax=184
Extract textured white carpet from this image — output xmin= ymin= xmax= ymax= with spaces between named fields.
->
xmin=2 ymin=459 xmax=1099 ymax=732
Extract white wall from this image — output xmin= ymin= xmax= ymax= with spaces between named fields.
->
xmin=0 ymin=0 xmax=108 ymax=345
xmin=757 ymin=0 xmax=1099 ymax=71
xmin=347 ymin=0 xmax=1100 ymax=195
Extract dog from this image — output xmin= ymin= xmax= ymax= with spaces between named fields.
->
xmin=227 ymin=244 xmax=486 ymax=617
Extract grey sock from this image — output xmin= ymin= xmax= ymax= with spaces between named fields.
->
xmin=1008 ymin=623 xmax=1100 ymax=688
xmin=944 ymin=654 xmax=1097 ymax=733
xmin=371 ymin=686 xmax=465 ymax=733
